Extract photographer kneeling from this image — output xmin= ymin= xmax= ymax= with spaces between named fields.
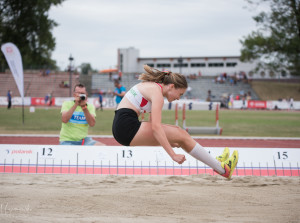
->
xmin=59 ymin=83 xmax=105 ymax=146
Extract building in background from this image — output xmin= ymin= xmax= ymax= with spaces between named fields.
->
xmin=117 ymin=47 xmax=290 ymax=79
xmin=117 ymin=47 xmax=139 ymax=74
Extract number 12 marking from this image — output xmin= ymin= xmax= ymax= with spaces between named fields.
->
xmin=42 ymin=148 xmax=53 ymax=156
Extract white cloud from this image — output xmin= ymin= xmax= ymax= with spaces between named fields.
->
xmin=49 ymin=0 xmax=259 ymax=70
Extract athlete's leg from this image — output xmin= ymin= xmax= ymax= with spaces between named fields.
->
xmin=130 ymin=122 xmax=195 ymax=150
xmin=130 ymin=122 xmax=225 ymax=174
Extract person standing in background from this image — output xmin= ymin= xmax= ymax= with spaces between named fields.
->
xmin=7 ymin=90 xmax=12 ymax=109
xmin=289 ymin=97 xmax=294 ymax=110
xmin=44 ymin=93 xmax=49 ymax=105
xmin=113 ymin=80 xmax=126 ymax=107
xmin=49 ymin=92 xmax=53 ymax=106
xmin=98 ymin=90 xmax=103 ymax=111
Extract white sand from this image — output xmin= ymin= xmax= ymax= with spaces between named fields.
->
xmin=0 ymin=174 xmax=299 ymax=223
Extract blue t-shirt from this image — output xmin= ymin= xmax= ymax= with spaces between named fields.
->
xmin=7 ymin=91 xmax=11 ymax=101
xmin=114 ymin=86 xmax=126 ymax=104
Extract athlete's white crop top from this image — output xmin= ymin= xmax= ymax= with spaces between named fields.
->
xmin=125 ymin=83 xmax=162 ymax=113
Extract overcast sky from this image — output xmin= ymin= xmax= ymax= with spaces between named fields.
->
xmin=49 ymin=0 xmax=263 ymax=71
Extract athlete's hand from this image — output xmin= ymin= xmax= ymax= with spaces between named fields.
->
xmin=172 ymin=154 xmax=186 ymax=164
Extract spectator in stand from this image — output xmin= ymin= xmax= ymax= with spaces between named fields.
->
xmin=220 ymin=94 xmax=229 ymax=109
xmin=7 ymin=90 xmax=12 ymax=109
xmin=243 ymin=72 xmax=248 ymax=83
xmin=64 ymin=81 xmax=69 ymax=88
xmin=113 ymin=80 xmax=126 ymax=107
xmin=232 ymin=73 xmax=237 ymax=85
xmin=237 ymin=71 xmax=245 ymax=82
xmin=40 ymin=69 xmax=46 ymax=76
xmin=206 ymin=90 xmax=212 ymax=102
xmin=242 ymin=95 xmax=247 ymax=109
xmin=215 ymin=74 xmax=225 ymax=84
xmin=113 ymin=73 xmax=119 ymax=81
xmin=246 ymin=91 xmax=252 ymax=101
xmin=59 ymin=83 xmax=105 ymax=146
xmin=228 ymin=93 xmax=234 ymax=109
xmin=59 ymin=81 xmax=64 ymax=88
xmin=189 ymin=73 xmax=197 ymax=80
xmin=186 ymin=86 xmax=192 ymax=99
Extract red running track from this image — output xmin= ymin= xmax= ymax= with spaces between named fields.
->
xmin=0 ymin=136 xmax=299 ymax=148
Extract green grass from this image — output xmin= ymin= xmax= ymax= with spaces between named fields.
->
xmin=0 ymin=107 xmax=299 ymax=137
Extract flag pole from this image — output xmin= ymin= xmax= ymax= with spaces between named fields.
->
xmin=22 ymin=98 xmax=24 ymax=124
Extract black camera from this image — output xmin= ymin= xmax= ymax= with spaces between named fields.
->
xmin=79 ymin=94 xmax=86 ymax=100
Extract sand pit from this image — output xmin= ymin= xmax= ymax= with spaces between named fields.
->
xmin=0 ymin=174 xmax=299 ymax=223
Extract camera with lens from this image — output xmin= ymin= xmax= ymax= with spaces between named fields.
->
xmin=79 ymin=94 xmax=86 ymax=101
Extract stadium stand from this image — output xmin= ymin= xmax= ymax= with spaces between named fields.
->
xmin=0 ymin=71 xmax=80 ymax=97
xmin=91 ymin=73 xmax=259 ymax=101
xmin=1 ymin=70 xmax=258 ymax=101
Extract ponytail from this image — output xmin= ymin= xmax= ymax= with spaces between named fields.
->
xmin=138 ymin=64 xmax=187 ymax=89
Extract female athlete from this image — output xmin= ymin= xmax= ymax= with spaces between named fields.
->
xmin=112 ymin=65 xmax=238 ymax=179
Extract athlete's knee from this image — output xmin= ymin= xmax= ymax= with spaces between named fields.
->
xmin=175 ymin=127 xmax=189 ymax=143
xmin=179 ymin=126 xmax=189 ymax=136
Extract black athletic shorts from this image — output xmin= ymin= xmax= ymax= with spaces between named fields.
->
xmin=112 ymin=108 xmax=141 ymax=146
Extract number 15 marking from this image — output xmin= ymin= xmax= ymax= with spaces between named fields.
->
xmin=277 ymin=151 xmax=288 ymax=160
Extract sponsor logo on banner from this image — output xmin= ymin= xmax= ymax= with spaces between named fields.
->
xmin=9 ymin=149 xmax=33 ymax=155
xmin=31 ymin=97 xmax=55 ymax=106
xmin=247 ymin=100 xmax=267 ymax=109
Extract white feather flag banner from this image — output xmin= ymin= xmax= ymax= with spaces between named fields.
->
xmin=1 ymin=42 xmax=24 ymax=99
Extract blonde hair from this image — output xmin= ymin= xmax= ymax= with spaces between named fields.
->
xmin=138 ymin=64 xmax=188 ymax=89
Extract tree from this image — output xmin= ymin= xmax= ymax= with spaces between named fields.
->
xmin=240 ymin=0 xmax=300 ymax=76
xmin=0 ymin=0 xmax=64 ymax=71
xmin=80 ymin=63 xmax=93 ymax=75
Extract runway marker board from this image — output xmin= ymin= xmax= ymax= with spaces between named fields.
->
xmin=0 ymin=145 xmax=299 ymax=176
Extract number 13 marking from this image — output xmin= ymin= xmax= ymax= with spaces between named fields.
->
xmin=122 ymin=150 xmax=133 ymax=158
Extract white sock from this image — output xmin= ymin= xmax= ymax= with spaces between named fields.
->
xmin=189 ymin=143 xmax=225 ymax=174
